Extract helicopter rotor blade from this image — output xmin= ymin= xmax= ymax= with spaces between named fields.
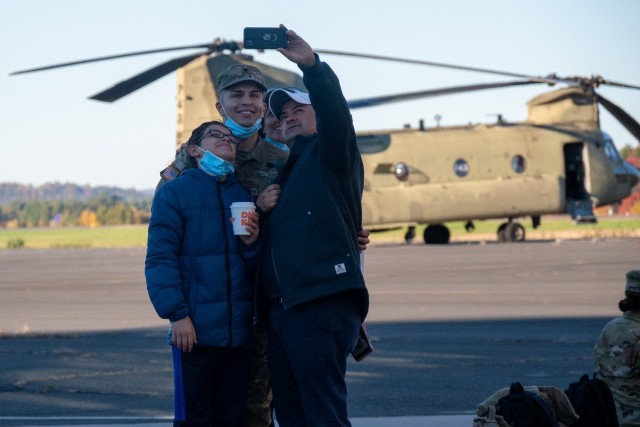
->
xmin=315 ymin=49 xmax=569 ymax=85
xmin=10 ymin=43 xmax=214 ymax=76
xmin=89 ymin=51 xmax=207 ymax=102
xmin=596 ymin=78 xmax=640 ymax=91
xmin=595 ymin=92 xmax=640 ymax=143
xmin=347 ymin=80 xmax=540 ymax=109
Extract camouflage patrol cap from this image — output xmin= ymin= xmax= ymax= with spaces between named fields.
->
xmin=626 ymin=270 xmax=640 ymax=297
xmin=217 ymin=64 xmax=267 ymax=92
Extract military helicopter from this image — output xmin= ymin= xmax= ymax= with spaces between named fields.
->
xmin=11 ymin=38 xmax=640 ymax=244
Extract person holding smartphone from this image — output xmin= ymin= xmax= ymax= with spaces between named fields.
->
xmin=257 ymin=27 xmax=369 ymax=427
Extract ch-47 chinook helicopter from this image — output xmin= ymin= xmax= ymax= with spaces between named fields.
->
xmin=11 ymin=38 xmax=640 ymax=244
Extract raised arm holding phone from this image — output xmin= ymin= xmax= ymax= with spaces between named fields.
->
xmin=257 ymin=27 xmax=369 ymax=427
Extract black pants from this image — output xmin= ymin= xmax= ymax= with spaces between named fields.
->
xmin=267 ymin=292 xmax=361 ymax=427
xmin=173 ymin=344 xmax=251 ymax=427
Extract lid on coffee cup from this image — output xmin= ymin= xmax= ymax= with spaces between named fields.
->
xmin=230 ymin=202 xmax=255 ymax=208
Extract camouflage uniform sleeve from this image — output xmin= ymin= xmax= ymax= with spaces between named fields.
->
xmin=155 ymin=148 xmax=194 ymax=193
xmin=594 ymin=315 xmax=640 ymax=425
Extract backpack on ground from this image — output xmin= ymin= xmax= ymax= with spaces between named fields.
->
xmin=564 ymin=373 xmax=619 ymax=427
xmin=472 ymin=405 xmax=509 ymax=427
xmin=495 ymin=382 xmax=559 ymax=427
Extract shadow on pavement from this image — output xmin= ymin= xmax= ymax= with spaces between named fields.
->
xmin=0 ymin=316 xmax=610 ymax=424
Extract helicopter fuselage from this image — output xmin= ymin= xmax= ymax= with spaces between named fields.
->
xmin=357 ymin=121 xmax=635 ymax=233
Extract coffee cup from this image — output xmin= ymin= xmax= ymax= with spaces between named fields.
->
xmin=230 ymin=202 xmax=256 ymax=235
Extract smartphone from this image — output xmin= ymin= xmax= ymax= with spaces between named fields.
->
xmin=243 ymin=27 xmax=288 ymax=49
xmin=351 ymin=324 xmax=374 ymax=362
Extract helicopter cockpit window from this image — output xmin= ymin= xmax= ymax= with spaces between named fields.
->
xmin=453 ymin=159 xmax=469 ymax=177
xmin=511 ymin=155 xmax=526 ymax=173
xmin=572 ymin=94 xmax=592 ymax=106
xmin=357 ymin=134 xmax=391 ymax=154
xmin=603 ymin=140 xmax=622 ymax=163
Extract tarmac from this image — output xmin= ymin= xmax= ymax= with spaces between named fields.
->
xmin=12 ymin=415 xmax=476 ymax=426
xmin=4 ymin=239 xmax=639 ymax=427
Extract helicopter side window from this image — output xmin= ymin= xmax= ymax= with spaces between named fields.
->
xmin=453 ymin=159 xmax=469 ymax=178
xmin=357 ymin=134 xmax=391 ymax=154
xmin=511 ymin=155 xmax=526 ymax=173
xmin=394 ymin=162 xmax=409 ymax=181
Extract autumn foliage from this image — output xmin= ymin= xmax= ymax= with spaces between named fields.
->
xmin=618 ymin=145 xmax=640 ymax=215
xmin=592 ymin=144 xmax=639 ymax=216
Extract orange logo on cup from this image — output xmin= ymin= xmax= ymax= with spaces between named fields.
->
xmin=241 ymin=211 xmax=250 ymax=226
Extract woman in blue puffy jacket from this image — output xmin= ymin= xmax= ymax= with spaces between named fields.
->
xmin=145 ymin=120 xmax=260 ymax=426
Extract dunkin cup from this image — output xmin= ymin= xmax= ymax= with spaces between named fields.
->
xmin=230 ymin=202 xmax=256 ymax=235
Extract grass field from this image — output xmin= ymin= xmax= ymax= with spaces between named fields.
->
xmin=0 ymin=225 xmax=148 ymax=249
xmin=1 ymin=216 xmax=638 ymax=249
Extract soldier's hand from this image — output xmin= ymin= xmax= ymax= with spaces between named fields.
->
xmin=169 ymin=144 xmax=191 ymax=173
xmin=357 ymin=228 xmax=371 ymax=251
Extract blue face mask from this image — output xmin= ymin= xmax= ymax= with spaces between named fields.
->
xmin=264 ymin=137 xmax=290 ymax=152
xmin=224 ymin=116 xmax=263 ymax=139
xmin=196 ymin=146 xmax=235 ymax=177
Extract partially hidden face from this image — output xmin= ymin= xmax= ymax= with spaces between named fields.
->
xmin=263 ymin=109 xmax=285 ymax=142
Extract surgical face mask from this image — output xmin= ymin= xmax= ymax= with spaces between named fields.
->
xmin=196 ymin=146 xmax=235 ymax=177
xmin=264 ymin=137 xmax=290 ymax=152
xmin=220 ymin=103 xmax=263 ymax=139
xmin=224 ymin=115 xmax=263 ymax=139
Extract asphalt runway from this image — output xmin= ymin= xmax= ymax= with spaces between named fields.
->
xmin=0 ymin=238 xmax=638 ymax=425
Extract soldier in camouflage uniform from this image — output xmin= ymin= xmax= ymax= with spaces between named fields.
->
xmin=225 ymin=76 xmax=288 ymax=427
xmin=594 ymin=269 xmax=640 ymax=427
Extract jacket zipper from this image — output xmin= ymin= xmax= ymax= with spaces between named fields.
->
xmin=270 ymin=246 xmax=287 ymax=308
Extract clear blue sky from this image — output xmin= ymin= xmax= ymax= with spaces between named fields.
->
xmin=1 ymin=0 xmax=638 ymax=190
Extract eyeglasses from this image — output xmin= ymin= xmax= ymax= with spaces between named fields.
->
xmin=201 ymin=129 xmax=240 ymax=146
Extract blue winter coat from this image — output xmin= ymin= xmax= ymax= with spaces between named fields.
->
xmin=145 ymin=168 xmax=259 ymax=349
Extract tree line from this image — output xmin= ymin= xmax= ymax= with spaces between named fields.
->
xmin=1 ymin=145 xmax=638 ymax=228
xmin=1 ymin=195 xmax=152 ymax=228
xmin=0 ymin=183 xmax=152 ymax=228
xmin=617 ymin=144 xmax=640 ymax=215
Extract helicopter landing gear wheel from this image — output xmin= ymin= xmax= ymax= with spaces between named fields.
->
xmin=497 ymin=223 xmax=508 ymax=242
xmin=500 ymin=222 xmax=525 ymax=242
xmin=404 ymin=226 xmax=416 ymax=244
xmin=424 ymin=224 xmax=450 ymax=245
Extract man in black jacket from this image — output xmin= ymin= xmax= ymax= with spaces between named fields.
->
xmin=259 ymin=27 xmax=369 ymax=427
